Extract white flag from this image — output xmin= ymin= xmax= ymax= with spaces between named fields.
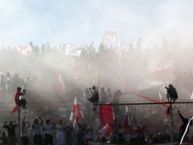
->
xmin=65 ymin=43 xmax=81 ymax=56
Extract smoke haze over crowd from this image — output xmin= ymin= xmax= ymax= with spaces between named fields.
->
xmin=0 ymin=0 xmax=193 ymax=119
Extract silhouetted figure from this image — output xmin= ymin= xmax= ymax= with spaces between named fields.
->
xmin=32 ymin=117 xmax=43 ymax=145
xmin=165 ymin=84 xmax=178 ymax=102
xmin=76 ymin=123 xmax=86 ymax=145
xmin=55 ymin=120 xmax=65 ymax=145
xmin=112 ymin=89 xmax=122 ymax=103
xmin=65 ymin=122 xmax=73 ymax=145
xmin=6 ymin=72 xmax=13 ymax=92
xmin=107 ymin=88 xmax=112 ymax=102
xmin=0 ymin=131 xmax=8 ymax=145
xmin=44 ymin=119 xmax=53 ymax=145
xmin=88 ymin=86 xmax=99 ymax=111
xmin=88 ymin=86 xmax=99 ymax=104
xmin=100 ymin=88 xmax=108 ymax=103
xmin=3 ymin=121 xmax=17 ymax=145
xmin=178 ymin=110 xmax=192 ymax=141
xmin=0 ymin=74 xmax=6 ymax=96
xmin=21 ymin=116 xmax=29 ymax=145
xmin=83 ymin=88 xmax=91 ymax=103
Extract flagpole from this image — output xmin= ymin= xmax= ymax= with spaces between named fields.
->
xmin=95 ymin=101 xmax=193 ymax=106
xmin=169 ymin=102 xmax=174 ymax=142
xmin=92 ymin=108 xmax=97 ymax=141
xmin=18 ymin=106 xmax=21 ymax=145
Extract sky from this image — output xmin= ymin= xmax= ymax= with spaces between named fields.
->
xmin=0 ymin=0 xmax=193 ymax=46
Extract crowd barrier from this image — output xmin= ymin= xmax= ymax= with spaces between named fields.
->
xmin=154 ymin=142 xmax=193 ymax=145
xmin=88 ymin=142 xmax=118 ymax=145
xmin=89 ymin=142 xmax=193 ymax=145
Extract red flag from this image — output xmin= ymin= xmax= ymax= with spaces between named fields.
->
xmin=70 ymin=97 xmax=84 ymax=127
xmin=99 ymin=103 xmax=115 ymax=126
xmin=11 ymin=106 xmax=18 ymax=113
xmin=131 ymin=92 xmax=170 ymax=116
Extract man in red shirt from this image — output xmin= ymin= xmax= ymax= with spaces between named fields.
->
xmin=14 ymin=87 xmax=26 ymax=108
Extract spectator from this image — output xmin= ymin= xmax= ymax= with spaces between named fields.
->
xmin=100 ymin=88 xmax=108 ymax=103
xmin=0 ymin=132 xmax=8 ymax=145
xmin=32 ymin=117 xmax=43 ymax=145
xmin=0 ymin=74 xmax=6 ymax=96
xmin=21 ymin=116 xmax=29 ymax=145
xmin=55 ymin=120 xmax=65 ymax=145
xmin=3 ymin=121 xmax=17 ymax=145
xmin=44 ymin=119 xmax=54 ymax=145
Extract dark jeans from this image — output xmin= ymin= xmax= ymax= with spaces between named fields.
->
xmin=21 ymin=136 xmax=29 ymax=145
xmin=44 ymin=134 xmax=53 ymax=145
xmin=33 ymin=135 xmax=42 ymax=145
xmin=8 ymin=137 xmax=16 ymax=145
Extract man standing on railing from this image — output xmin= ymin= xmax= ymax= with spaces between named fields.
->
xmin=88 ymin=86 xmax=99 ymax=111
xmin=165 ymin=84 xmax=178 ymax=102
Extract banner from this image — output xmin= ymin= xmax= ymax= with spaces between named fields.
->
xmin=99 ymin=104 xmax=115 ymax=126
xmin=65 ymin=43 xmax=81 ymax=56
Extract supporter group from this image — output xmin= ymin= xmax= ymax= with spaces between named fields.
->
xmin=0 ymin=38 xmax=193 ymax=145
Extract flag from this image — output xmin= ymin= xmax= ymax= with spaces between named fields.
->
xmin=131 ymin=92 xmax=170 ymax=115
xmin=11 ymin=106 xmax=18 ymax=113
xmin=122 ymin=106 xmax=130 ymax=133
xmin=70 ymin=97 xmax=84 ymax=127
xmin=99 ymin=103 xmax=115 ymax=126
xmin=158 ymin=92 xmax=162 ymax=101
xmin=190 ymin=92 xmax=193 ymax=99
xmin=17 ymin=45 xmax=32 ymax=56
xmin=65 ymin=43 xmax=81 ymax=56
xmin=55 ymin=72 xmax=65 ymax=95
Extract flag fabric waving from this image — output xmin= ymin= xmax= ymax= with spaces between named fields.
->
xmin=11 ymin=106 xmax=18 ymax=113
xmin=65 ymin=43 xmax=81 ymax=56
xmin=55 ymin=72 xmax=65 ymax=95
xmin=99 ymin=103 xmax=115 ymax=126
xmin=98 ymin=104 xmax=118 ymax=137
xmin=70 ymin=97 xmax=84 ymax=127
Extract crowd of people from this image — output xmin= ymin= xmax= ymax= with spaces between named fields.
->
xmin=0 ymin=110 xmax=193 ymax=145
xmin=0 ymin=40 xmax=193 ymax=100
xmin=0 ymin=39 xmax=193 ymax=145
xmin=0 ymin=75 xmax=192 ymax=145
xmin=0 ymin=86 xmax=190 ymax=145
xmin=0 ymin=116 xmax=168 ymax=145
